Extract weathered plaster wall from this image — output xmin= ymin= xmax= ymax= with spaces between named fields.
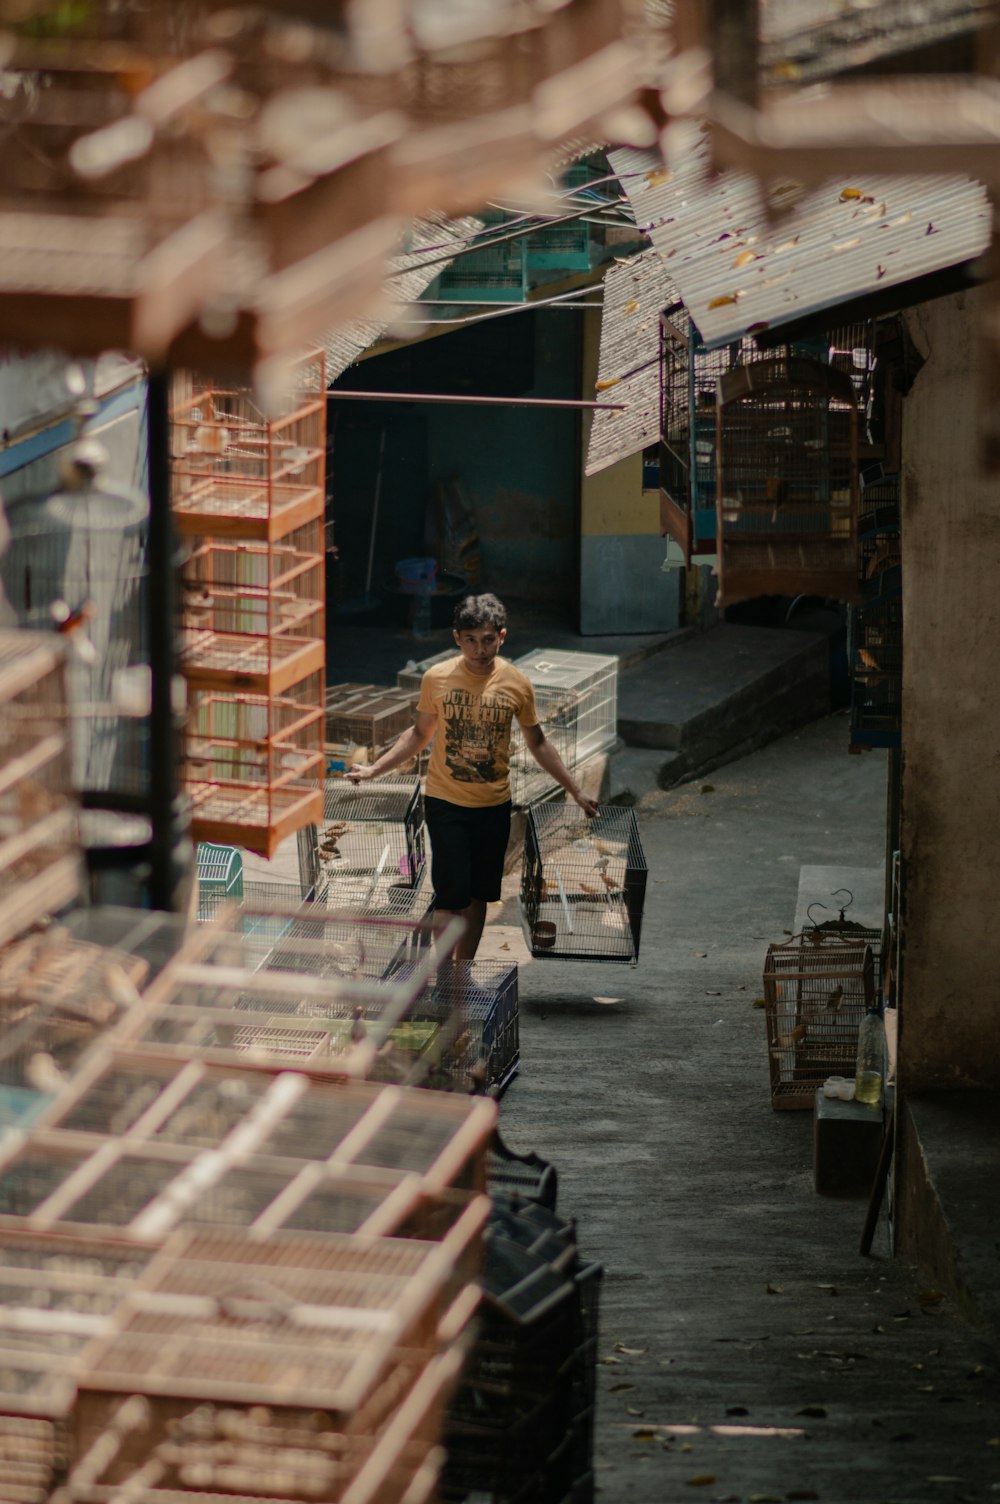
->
xmin=579 ymin=306 xmax=680 ymax=634
xmin=900 ymin=287 xmax=1000 ymax=1089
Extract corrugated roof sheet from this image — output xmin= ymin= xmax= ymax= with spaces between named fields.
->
xmin=761 ymin=0 xmax=991 ymax=84
xmin=585 ymin=249 xmax=676 ymax=476
xmin=608 ymin=137 xmax=991 ymax=348
xmin=322 ymin=213 xmax=482 ymax=381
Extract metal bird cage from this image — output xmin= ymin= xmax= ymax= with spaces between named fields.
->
xmin=0 ymin=633 xmax=81 ymax=947
xmin=325 ymin=684 xmax=420 ymax=777
xmin=319 ymin=781 xmax=426 ymax=911
xmin=1 ymin=470 xmax=150 ymax=803
xmin=179 ymin=516 xmax=325 ymax=697
xmin=521 ymin=805 xmax=646 ymax=964
xmin=762 ymin=932 xmax=875 ymax=1110
xmin=514 ymin=649 xmax=618 ymax=770
xmin=716 ymin=354 xmax=861 ymax=606
xmin=659 ymin=305 xmax=757 ymax=565
xmin=420 ymin=960 xmax=520 ymax=1095
xmin=184 ymin=672 xmax=325 ymax=859
xmin=170 ymin=354 xmax=326 ymax=542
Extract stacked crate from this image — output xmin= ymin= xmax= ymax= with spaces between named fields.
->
xmin=511 ymin=649 xmax=618 ymax=808
xmin=171 ymin=353 xmax=327 ymax=859
xmin=325 ymin=683 xmax=421 ymax=778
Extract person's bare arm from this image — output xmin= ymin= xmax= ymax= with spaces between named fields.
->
xmin=348 ymin=710 xmax=437 ymax=783
xmin=521 ymin=723 xmax=599 ymax=817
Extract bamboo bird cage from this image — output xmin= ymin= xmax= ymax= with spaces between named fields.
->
xmin=762 ymin=932 xmax=875 ymax=1110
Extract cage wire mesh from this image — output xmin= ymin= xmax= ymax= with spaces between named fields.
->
xmin=382 ymin=960 xmax=520 ymax=1095
xmin=716 ymin=353 xmax=860 ymax=607
xmin=0 ymin=634 xmax=81 ymax=947
xmin=1 ymin=479 xmax=150 ymax=804
xmin=513 ymin=649 xmax=618 ymax=773
xmin=851 ymin=473 xmax=901 ymax=749
xmin=762 ymin=933 xmax=875 ymax=1109
xmin=318 ymin=780 xmax=426 ymax=912
xmin=521 ymin=804 xmax=646 ymax=963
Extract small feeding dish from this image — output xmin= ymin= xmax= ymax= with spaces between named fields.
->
xmin=532 ymin=921 xmax=557 ymax=950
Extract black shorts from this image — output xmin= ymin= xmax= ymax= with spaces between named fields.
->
xmin=424 ymin=796 xmax=512 ymax=911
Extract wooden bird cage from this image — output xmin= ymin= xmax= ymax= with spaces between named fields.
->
xmin=0 ymin=1066 xmax=496 ymax=1245
xmin=762 ymin=932 xmax=875 ymax=1110
xmin=325 ymin=683 xmax=420 ymax=777
xmin=716 ymin=354 xmax=861 ymax=606
xmin=184 ymin=673 xmax=325 ymax=858
xmin=659 ymin=305 xmax=757 ymax=566
xmin=72 ymin=1224 xmax=477 ymax=1495
xmin=171 ymin=352 xmax=326 ymax=542
xmin=521 ymin=804 xmax=646 ymax=964
xmin=0 ymin=633 xmax=81 ymax=949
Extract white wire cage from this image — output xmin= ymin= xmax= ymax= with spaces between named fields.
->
xmin=513 ymin=649 xmax=619 ymax=770
xmin=318 ymin=780 xmax=426 ymax=913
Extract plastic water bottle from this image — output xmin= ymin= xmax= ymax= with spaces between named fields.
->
xmin=855 ymin=1006 xmax=885 ymax=1107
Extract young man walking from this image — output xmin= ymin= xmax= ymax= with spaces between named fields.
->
xmin=349 ymin=594 xmax=598 ymax=959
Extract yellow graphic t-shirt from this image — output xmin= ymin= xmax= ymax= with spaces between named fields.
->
xmin=417 ymin=655 xmax=539 ymax=807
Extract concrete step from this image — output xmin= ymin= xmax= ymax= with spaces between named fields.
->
xmin=616 ymin=622 xmax=829 ymax=788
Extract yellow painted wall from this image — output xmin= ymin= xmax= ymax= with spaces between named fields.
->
xmin=580 ymin=304 xmax=659 ymax=538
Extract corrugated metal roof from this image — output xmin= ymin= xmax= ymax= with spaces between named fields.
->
xmin=608 ymin=138 xmax=991 ymax=348
xmin=585 ymin=249 xmax=675 ymax=476
xmin=761 ymin=0 xmax=991 ymax=84
xmin=322 ymin=213 xmax=482 ymax=381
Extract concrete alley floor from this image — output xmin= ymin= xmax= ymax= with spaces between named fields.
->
xmin=483 ymin=711 xmax=1000 ymax=1504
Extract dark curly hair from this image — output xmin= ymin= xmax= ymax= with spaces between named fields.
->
xmin=453 ymin=593 xmax=507 ymax=632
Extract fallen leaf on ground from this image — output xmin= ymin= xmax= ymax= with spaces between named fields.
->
xmin=725 ymin=1405 xmax=749 ymax=1416
xmin=701 ymin=784 xmax=715 ymax=793
xmin=686 ymin=1477 xmax=716 ymax=1487
xmin=797 ymin=1406 xmax=827 ymax=1418
xmin=766 ymin=1283 xmax=784 ymax=1295
xmin=633 ymin=1428 xmax=656 ymax=1441
xmin=609 ymin=1383 xmax=635 ymax=1392
xmin=616 ymin=1344 xmax=647 ymax=1355
xmin=752 ymin=998 xmax=766 ymax=1008
xmin=919 ymin=1289 xmax=945 ymax=1307
xmin=694 ymin=951 xmax=708 ymax=957
xmin=626 ymin=1406 xmax=644 ymax=1416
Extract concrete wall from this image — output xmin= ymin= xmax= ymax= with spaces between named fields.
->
xmin=579 ymin=307 xmax=680 ymax=634
xmin=899 ymin=286 xmax=1000 ymax=1090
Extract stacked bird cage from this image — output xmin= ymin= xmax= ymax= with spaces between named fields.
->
xmin=0 ymin=1065 xmax=496 ymax=1240
xmin=659 ymin=304 xmax=757 ymax=565
xmin=71 ymin=1224 xmax=478 ymax=1502
xmin=397 ymin=649 xmax=458 ymax=694
xmin=851 ymin=474 xmax=902 ymax=750
xmin=762 ymin=931 xmax=875 ymax=1110
xmin=171 ymin=353 xmax=327 ymax=859
xmin=0 ymin=633 xmax=81 ymax=948
xmin=521 ymin=805 xmax=646 ymax=964
xmin=117 ymin=914 xmax=454 ymax=1073
xmin=514 ymin=649 xmax=618 ymax=773
xmin=318 ymin=780 xmax=426 ymax=913
xmin=443 ymin=1194 xmax=602 ymax=1504
xmin=325 ymin=683 xmax=420 ymax=778
xmin=715 ymin=353 xmax=861 ymax=606
xmin=184 ymin=669 xmax=325 ymax=858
